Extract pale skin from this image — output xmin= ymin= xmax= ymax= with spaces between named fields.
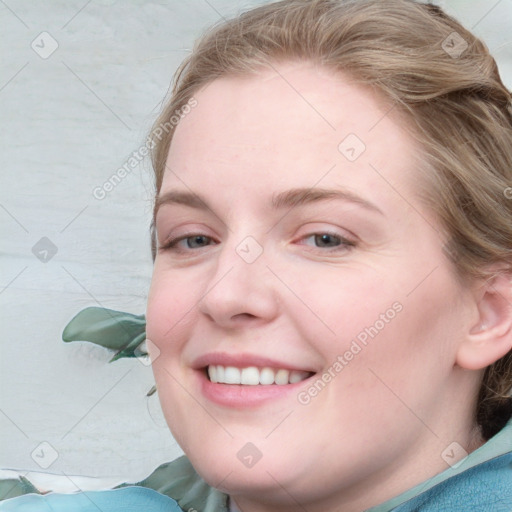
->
xmin=146 ymin=62 xmax=512 ymax=512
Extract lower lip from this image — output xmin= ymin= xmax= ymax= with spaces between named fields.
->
xmin=197 ymin=369 xmax=313 ymax=408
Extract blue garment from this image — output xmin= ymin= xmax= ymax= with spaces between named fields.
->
xmin=0 ymin=486 xmax=182 ymax=511
xmin=391 ymin=452 xmax=512 ymax=511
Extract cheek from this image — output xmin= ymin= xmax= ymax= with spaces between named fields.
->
xmin=145 ymin=270 xmax=200 ymax=443
xmin=290 ymin=260 xmax=460 ymax=376
xmin=286 ymin=264 xmax=403 ymax=349
xmin=334 ymin=271 xmax=464 ymax=408
xmin=146 ymin=267 xmax=198 ymax=361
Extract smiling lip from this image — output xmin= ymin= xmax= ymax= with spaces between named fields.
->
xmin=192 ymin=352 xmax=317 ymax=408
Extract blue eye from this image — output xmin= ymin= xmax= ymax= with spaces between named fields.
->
xmin=160 ymin=234 xmax=214 ymax=251
xmin=301 ymin=233 xmax=355 ymax=251
xmin=184 ymin=235 xmax=211 ymax=249
xmin=159 ymin=232 xmax=355 ymax=255
xmin=313 ymin=234 xmax=341 ymax=247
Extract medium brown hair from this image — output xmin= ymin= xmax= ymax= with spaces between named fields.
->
xmin=148 ymin=0 xmax=512 ymax=439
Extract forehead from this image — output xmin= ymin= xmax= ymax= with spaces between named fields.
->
xmin=163 ymin=62 xmax=420 ymax=205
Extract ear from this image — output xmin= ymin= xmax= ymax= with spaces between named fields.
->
xmin=456 ymin=271 xmax=512 ymax=370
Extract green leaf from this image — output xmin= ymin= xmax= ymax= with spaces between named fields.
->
xmin=62 ymin=307 xmax=146 ymax=356
xmin=0 ymin=476 xmax=41 ymax=501
xmin=109 ymin=331 xmax=148 ymax=362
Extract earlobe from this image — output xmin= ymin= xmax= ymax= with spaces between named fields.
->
xmin=456 ymin=272 xmax=512 ymax=371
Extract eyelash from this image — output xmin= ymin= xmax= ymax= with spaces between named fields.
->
xmin=160 ymin=234 xmax=215 ymax=252
xmin=159 ymin=231 xmax=356 ymax=254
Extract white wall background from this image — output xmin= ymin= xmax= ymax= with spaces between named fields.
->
xmin=1 ymin=0 xmax=511 ymax=488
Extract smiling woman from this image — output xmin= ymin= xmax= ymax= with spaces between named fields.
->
xmin=2 ymin=0 xmax=511 ymax=511
xmin=144 ymin=0 xmax=511 ymax=509
xmin=146 ymin=58 xmax=512 ymax=511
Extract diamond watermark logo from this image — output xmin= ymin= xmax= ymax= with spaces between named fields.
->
xmin=235 ymin=236 xmax=263 ymax=264
xmin=134 ymin=338 xmax=161 ymax=366
xmin=441 ymin=441 xmax=468 ymax=469
xmin=338 ymin=133 xmax=366 ymax=162
xmin=32 ymin=237 xmax=58 ymax=263
xmin=237 ymin=442 xmax=263 ymax=468
xmin=31 ymin=441 xmax=59 ymax=469
xmin=442 ymin=32 xmax=468 ymax=59
xmin=31 ymin=32 xmax=59 ymax=59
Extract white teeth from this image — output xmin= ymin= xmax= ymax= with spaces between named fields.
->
xmin=274 ymin=369 xmax=289 ymax=385
xmin=259 ymin=367 xmax=275 ymax=385
xmin=241 ymin=367 xmax=260 ymax=385
xmin=208 ymin=365 xmax=217 ymax=383
xmin=207 ymin=365 xmax=311 ymax=385
xmin=289 ymin=370 xmax=306 ymax=384
xmin=224 ymin=366 xmax=241 ymax=384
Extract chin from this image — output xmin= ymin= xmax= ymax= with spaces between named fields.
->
xmin=192 ymin=455 xmax=286 ymax=496
xmin=183 ymin=438 xmax=307 ymax=495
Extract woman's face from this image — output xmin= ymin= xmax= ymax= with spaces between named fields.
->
xmin=147 ymin=62 xmax=477 ymax=511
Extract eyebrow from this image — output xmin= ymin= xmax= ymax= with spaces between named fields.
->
xmin=271 ymin=187 xmax=384 ymax=215
xmin=153 ymin=187 xmax=384 ymax=220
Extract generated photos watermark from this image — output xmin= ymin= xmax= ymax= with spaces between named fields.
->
xmin=297 ymin=301 xmax=403 ymax=405
xmin=92 ymin=97 xmax=198 ymax=200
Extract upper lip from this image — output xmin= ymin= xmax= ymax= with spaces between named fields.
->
xmin=192 ymin=352 xmax=317 ymax=373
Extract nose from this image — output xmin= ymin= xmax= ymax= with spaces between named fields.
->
xmin=197 ymin=240 xmax=280 ymax=329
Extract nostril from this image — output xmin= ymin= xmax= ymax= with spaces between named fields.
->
xmin=233 ymin=313 xmax=258 ymax=321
